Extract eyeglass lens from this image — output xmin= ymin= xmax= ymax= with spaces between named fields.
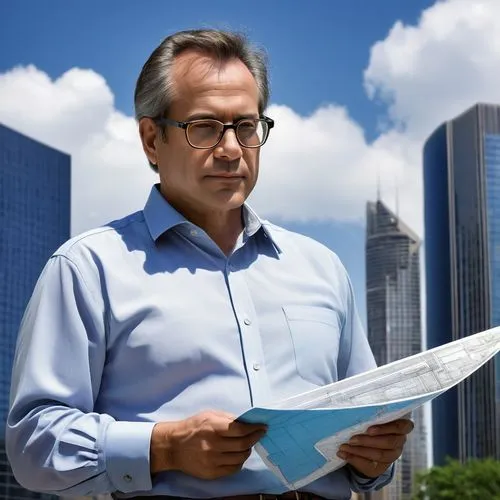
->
xmin=187 ymin=119 xmax=267 ymax=148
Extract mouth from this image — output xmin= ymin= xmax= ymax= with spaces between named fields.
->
xmin=205 ymin=174 xmax=245 ymax=180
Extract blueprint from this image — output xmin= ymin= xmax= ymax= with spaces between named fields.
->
xmin=239 ymin=327 xmax=500 ymax=490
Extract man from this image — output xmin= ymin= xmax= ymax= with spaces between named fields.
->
xmin=6 ymin=29 xmax=413 ymax=500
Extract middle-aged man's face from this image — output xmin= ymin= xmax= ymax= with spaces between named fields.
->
xmin=144 ymin=49 xmax=262 ymax=218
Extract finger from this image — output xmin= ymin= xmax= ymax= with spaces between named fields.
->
xmin=210 ymin=410 xmax=267 ymax=437
xmin=215 ymin=430 xmax=266 ymax=452
xmin=338 ymin=444 xmax=402 ymax=464
xmin=337 ymin=451 xmax=391 ymax=479
xmin=347 ymin=433 xmax=406 ymax=450
xmin=366 ymin=419 xmax=414 ymax=436
xmin=217 ymin=419 xmax=267 ymax=437
xmin=210 ymin=410 xmax=238 ymax=420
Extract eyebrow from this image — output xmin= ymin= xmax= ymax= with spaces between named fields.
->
xmin=185 ymin=113 xmax=260 ymax=122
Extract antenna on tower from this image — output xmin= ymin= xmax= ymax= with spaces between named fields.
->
xmin=395 ymin=177 xmax=400 ymax=219
xmin=377 ymin=167 xmax=381 ymax=202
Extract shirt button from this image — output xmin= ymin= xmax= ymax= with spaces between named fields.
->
xmin=190 ymin=229 xmax=198 ymax=236
xmin=123 ymin=474 xmax=132 ymax=483
xmin=253 ymin=362 xmax=261 ymax=371
xmin=243 ymin=318 xmax=251 ymax=326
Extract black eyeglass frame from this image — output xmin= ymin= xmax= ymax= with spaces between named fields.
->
xmin=153 ymin=115 xmax=275 ymax=149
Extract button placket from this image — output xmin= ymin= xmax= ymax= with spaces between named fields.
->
xmin=224 ymin=266 xmax=271 ymax=405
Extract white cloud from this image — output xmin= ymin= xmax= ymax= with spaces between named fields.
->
xmin=0 ymin=66 xmax=417 ymax=234
xmin=253 ymin=105 xmax=417 ymax=228
xmin=365 ymin=0 xmax=500 ymax=139
xmin=1 ymin=0 xmax=500 ymax=238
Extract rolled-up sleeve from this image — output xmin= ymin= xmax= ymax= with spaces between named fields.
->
xmin=6 ymin=254 xmax=154 ymax=496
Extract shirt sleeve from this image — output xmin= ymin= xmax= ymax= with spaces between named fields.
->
xmin=334 ymin=258 xmax=395 ymax=492
xmin=6 ymin=254 xmax=155 ymax=496
xmin=336 ymin=264 xmax=377 ymax=379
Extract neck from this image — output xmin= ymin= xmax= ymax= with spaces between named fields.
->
xmin=189 ymin=208 xmax=244 ymax=255
xmin=160 ymin=189 xmax=244 ymax=255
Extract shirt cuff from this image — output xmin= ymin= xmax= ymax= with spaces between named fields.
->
xmin=348 ymin=462 xmax=395 ymax=492
xmin=105 ymin=421 xmax=156 ymax=493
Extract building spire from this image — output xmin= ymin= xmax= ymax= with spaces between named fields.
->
xmin=377 ymin=167 xmax=381 ymax=202
xmin=395 ymin=177 xmax=399 ymax=219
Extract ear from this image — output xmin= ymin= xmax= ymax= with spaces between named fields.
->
xmin=139 ymin=118 xmax=161 ymax=166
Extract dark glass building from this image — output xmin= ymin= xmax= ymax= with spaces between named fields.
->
xmin=0 ymin=123 xmax=70 ymax=499
xmin=365 ymin=200 xmax=427 ymax=500
xmin=424 ymin=103 xmax=500 ymax=466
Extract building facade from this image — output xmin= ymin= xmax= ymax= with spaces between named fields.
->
xmin=0 ymin=123 xmax=70 ymax=499
xmin=365 ymin=200 xmax=427 ymax=500
xmin=423 ymin=103 xmax=500 ymax=465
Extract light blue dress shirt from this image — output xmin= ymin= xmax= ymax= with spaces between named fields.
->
xmin=6 ymin=185 xmax=393 ymax=499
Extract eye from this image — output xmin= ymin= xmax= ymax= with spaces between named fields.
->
xmin=238 ymin=120 xmax=257 ymax=130
xmin=191 ymin=121 xmax=218 ymax=131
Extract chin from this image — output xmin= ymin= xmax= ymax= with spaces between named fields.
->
xmin=212 ymin=190 xmax=247 ymax=210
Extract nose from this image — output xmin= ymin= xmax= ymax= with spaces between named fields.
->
xmin=213 ymin=128 xmax=242 ymax=161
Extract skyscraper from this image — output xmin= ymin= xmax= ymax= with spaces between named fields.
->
xmin=0 ymin=123 xmax=71 ymax=499
xmin=365 ymin=199 xmax=427 ymax=500
xmin=423 ymin=103 xmax=500 ymax=465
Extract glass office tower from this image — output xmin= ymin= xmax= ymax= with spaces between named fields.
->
xmin=365 ymin=200 xmax=427 ymax=500
xmin=423 ymin=103 xmax=500 ymax=465
xmin=0 ymin=123 xmax=70 ymax=498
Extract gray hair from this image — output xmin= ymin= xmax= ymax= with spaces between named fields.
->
xmin=134 ymin=29 xmax=270 ymax=171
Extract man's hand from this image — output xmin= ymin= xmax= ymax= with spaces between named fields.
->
xmin=336 ymin=418 xmax=414 ymax=478
xmin=150 ymin=410 xmax=266 ymax=480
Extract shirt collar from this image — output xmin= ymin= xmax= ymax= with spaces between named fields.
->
xmin=143 ymin=184 xmax=281 ymax=254
xmin=243 ymin=203 xmax=282 ymax=254
xmin=143 ymin=184 xmax=188 ymax=241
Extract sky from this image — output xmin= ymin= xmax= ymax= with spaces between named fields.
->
xmin=2 ymin=0 xmax=500 ymax=325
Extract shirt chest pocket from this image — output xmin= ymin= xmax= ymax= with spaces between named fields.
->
xmin=283 ymin=305 xmax=341 ymax=386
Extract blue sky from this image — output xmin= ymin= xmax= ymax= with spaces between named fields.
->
xmin=0 ymin=0 xmax=433 ymax=128
xmin=0 ymin=0 xmax=491 ymax=324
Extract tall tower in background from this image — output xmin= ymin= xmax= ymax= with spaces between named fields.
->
xmin=0 ymin=123 xmax=71 ymax=499
xmin=365 ymin=199 xmax=427 ymax=500
xmin=423 ymin=103 xmax=500 ymax=466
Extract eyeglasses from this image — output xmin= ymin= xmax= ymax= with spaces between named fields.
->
xmin=153 ymin=116 xmax=274 ymax=149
